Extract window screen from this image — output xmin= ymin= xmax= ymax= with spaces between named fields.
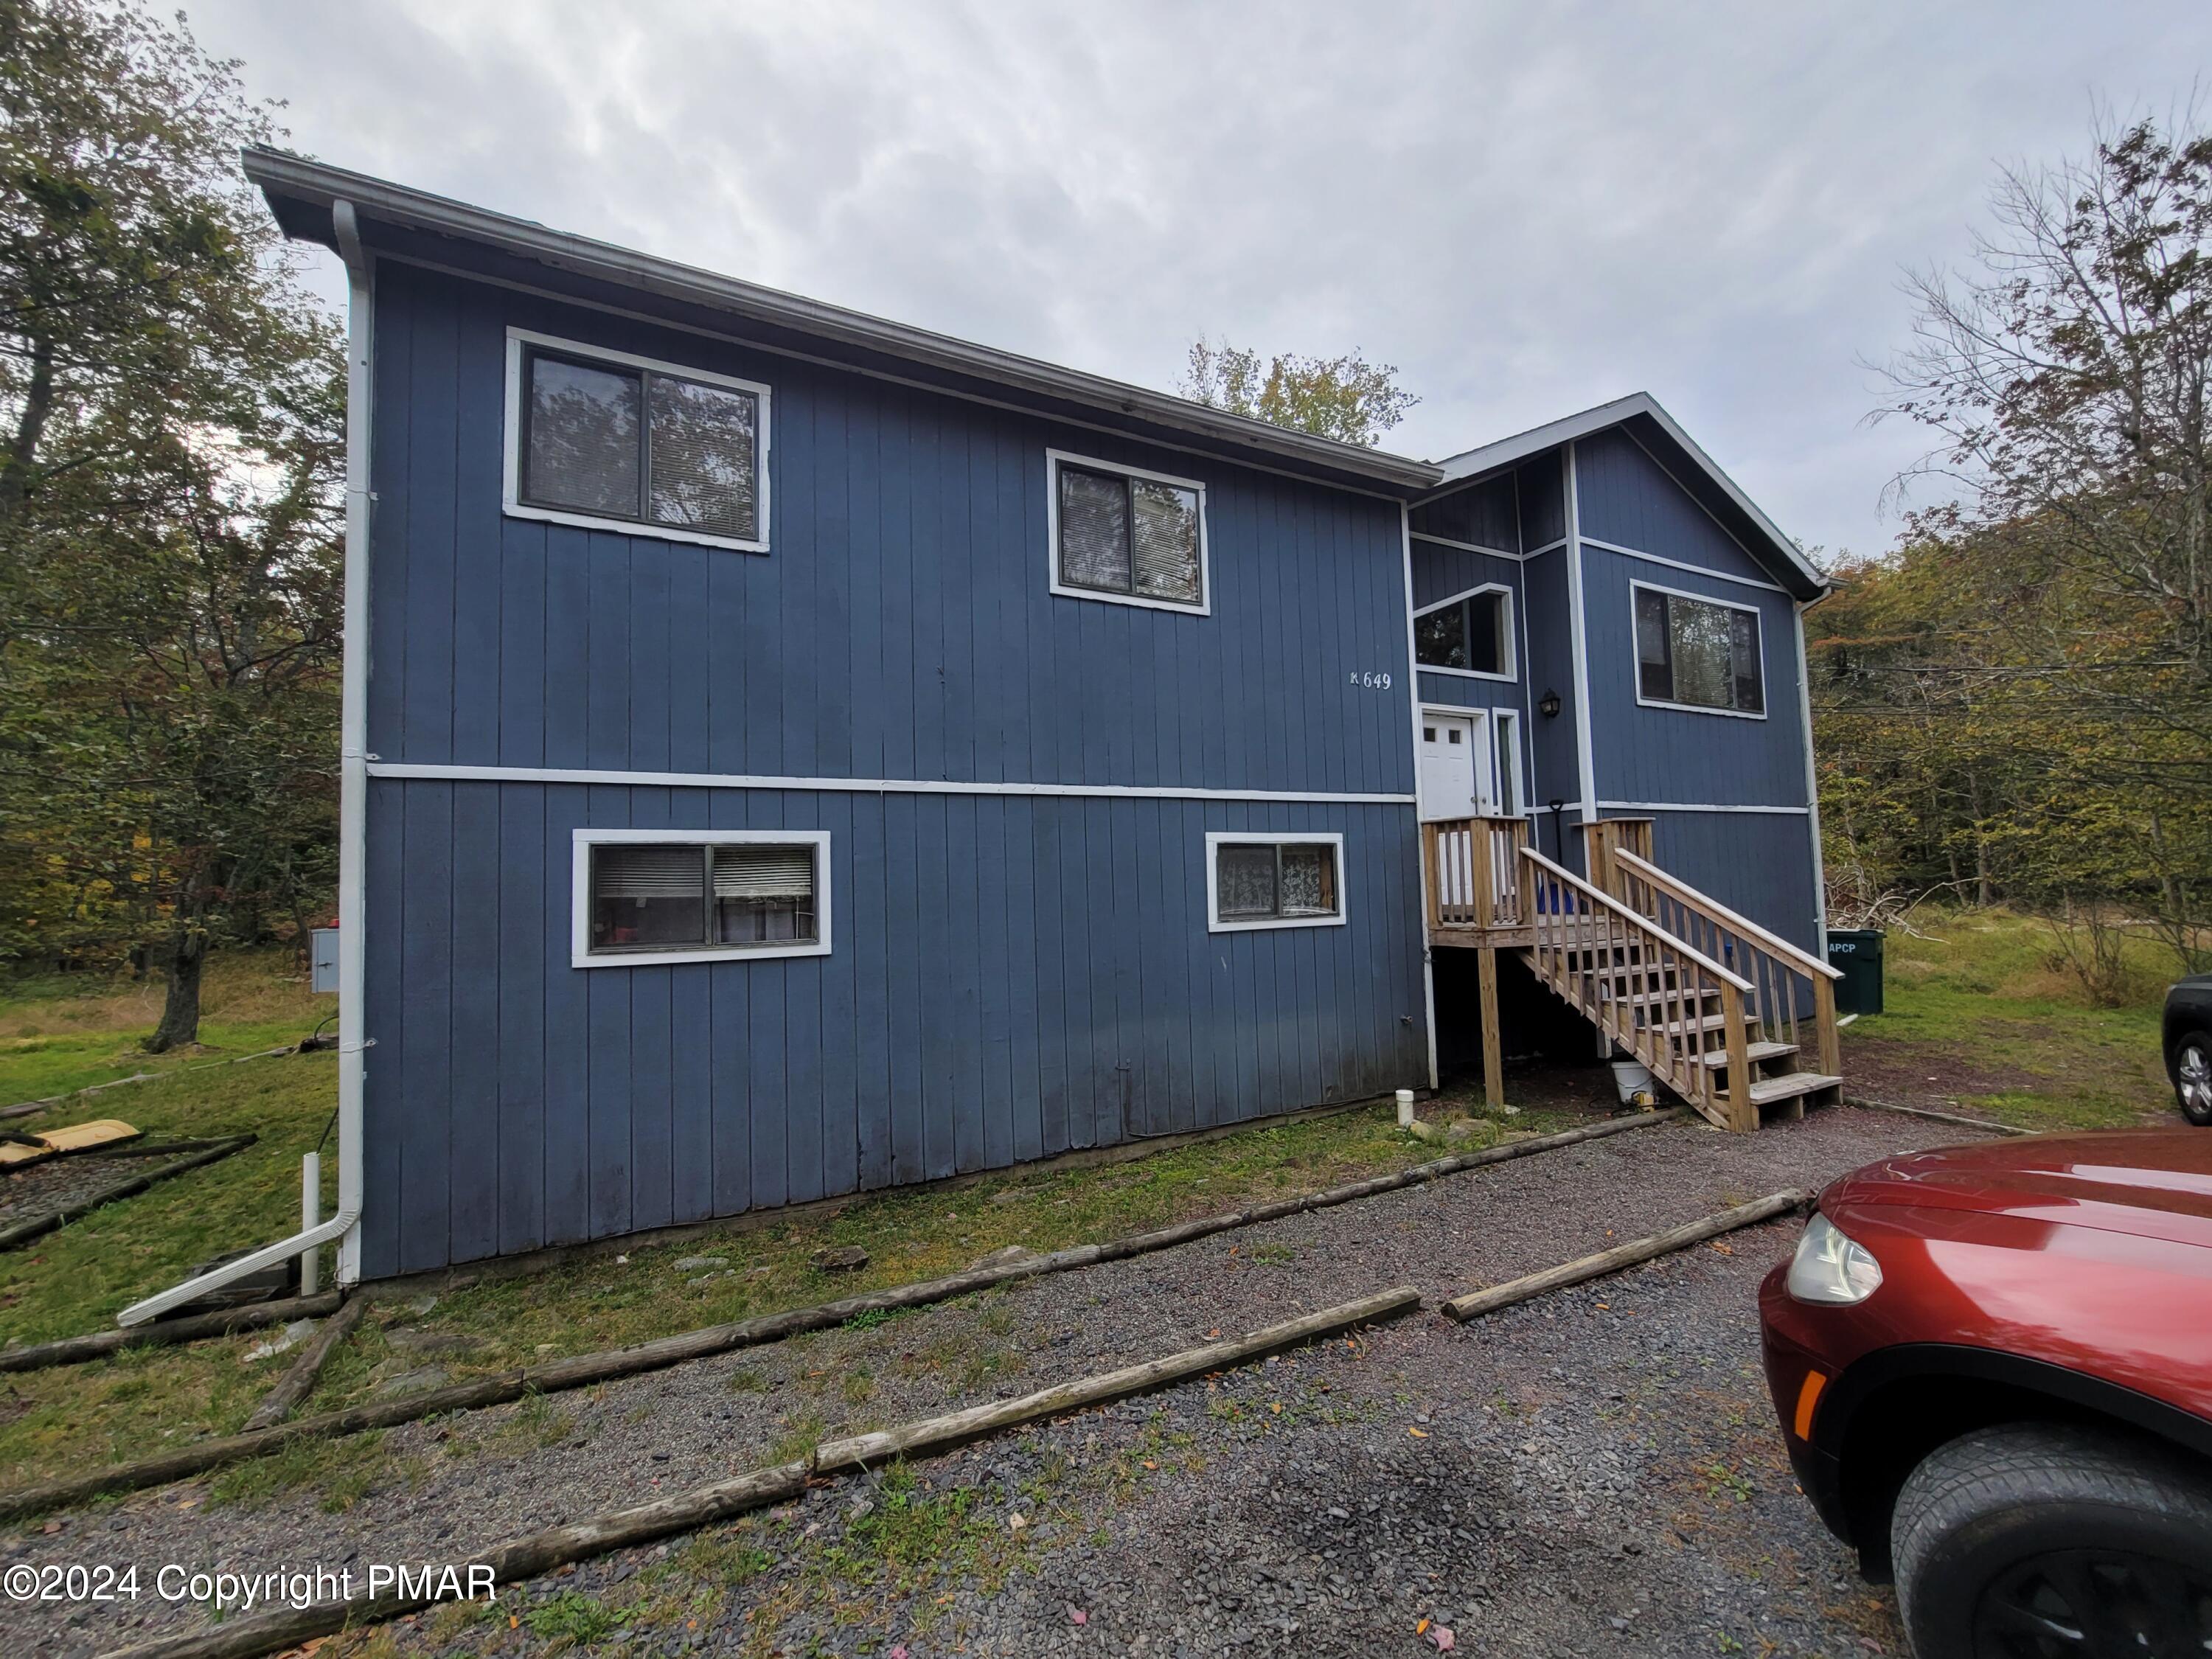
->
xmin=1056 ymin=462 xmax=1203 ymax=605
xmin=1414 ymin=589 xmax=1509 ymax=675
xmin=588 ymin=841 xmax=817 ymax=956
xmin=1633 ymin=588 xmax=1764 ymax=714
xmin=522 ymin=346 xmax=762 ymax=542
xmin=1213 ymin=841 xmax=1340 ymax=925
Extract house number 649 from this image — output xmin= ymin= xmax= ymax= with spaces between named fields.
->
xmin=1347 ymin=670 xmax=1394 ymax=689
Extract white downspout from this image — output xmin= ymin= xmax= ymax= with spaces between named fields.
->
xmin=119 ymin=198 xmax=372 ymax=1325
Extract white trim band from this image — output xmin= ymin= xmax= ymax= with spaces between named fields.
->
xmin=366 ymin=759 xmax=1415 ymax=807
xmin=1579 ymin=535 xmax=1788 ymax=595
xmin=1596 ymin=800 xmax=1811 ymax=816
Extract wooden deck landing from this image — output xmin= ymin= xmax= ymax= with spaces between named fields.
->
xmin=1422 ymin=815 xmax=1843 ymax=1131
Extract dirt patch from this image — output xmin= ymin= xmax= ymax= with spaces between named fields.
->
xmin=1840 ymin=1034 xmax=2045 ymax=1107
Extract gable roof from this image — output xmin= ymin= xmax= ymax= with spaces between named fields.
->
xmin=1430 ymin=392 xmax=1828 ymax=597
xmin=241 ymin=147 xmax=1443 ymax=497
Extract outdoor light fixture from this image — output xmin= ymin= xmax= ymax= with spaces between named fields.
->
xmin=1538 ymin=689 xmax=1562 ymax=718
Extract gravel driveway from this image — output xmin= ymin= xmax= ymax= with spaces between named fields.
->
xmin=7 ymin=1105 xmax=1971 ymax=1657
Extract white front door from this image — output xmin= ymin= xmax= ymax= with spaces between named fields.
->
xmin=1419 ymin=712 xmax=1486 ymax=821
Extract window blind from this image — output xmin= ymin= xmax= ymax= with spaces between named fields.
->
xmin=594 ymin=844 xmax=705 ymax=898
xmin=712 ymin=846 xmax=814 ymax=899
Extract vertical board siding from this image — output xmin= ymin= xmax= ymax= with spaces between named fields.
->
xmin=368 ymin=264 xmax=1413 ymax=802
xmin=362 ymin=782 xmax=1427 ymax=1269
xmin=1579 ymin=547 xmax=1806 ymax=806
xmin=1409 ymin=475 xmax=1518 ymax=550
xmin=1571 ymin=428 xmax=1780 ymax=589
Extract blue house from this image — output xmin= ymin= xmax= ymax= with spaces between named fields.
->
xmin=245 ymin=150 xmax=1843 ymax=1287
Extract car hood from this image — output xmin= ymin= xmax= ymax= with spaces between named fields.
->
xmin=1826 ymin=1129 xmax=2212 ymax=1250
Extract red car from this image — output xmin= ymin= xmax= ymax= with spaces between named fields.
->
xmin=1759 ymin=1128 xmax=2212 ymax=1658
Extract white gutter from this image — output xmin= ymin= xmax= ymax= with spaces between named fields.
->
xmin=118 ymin=201 xmax=373 ymax=1324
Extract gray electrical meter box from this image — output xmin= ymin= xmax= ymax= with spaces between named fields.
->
xmin=310 ymin=928 xmax=341 ymax=995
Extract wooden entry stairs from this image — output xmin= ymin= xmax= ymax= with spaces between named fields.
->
xmin=1420 ymin=815 xmax=1843 ymax=1132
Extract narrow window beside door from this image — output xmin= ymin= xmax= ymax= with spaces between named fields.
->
xmin=573 ymin=832 xmax=830 ymax=966
xmin=1048 ymin=451 xmax=1208 ymax=612
xmin=1206 ymin=833 xmax=1347 ymax=933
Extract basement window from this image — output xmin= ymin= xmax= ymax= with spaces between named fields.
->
xmin=1633 ymin=581 xmax=1765 ymax=717
xmin=1414 ymin=585 xmax=1514 ymax=678
xmin=507 ymin=329 xmax=771 ymax=552
xmin=572 ymin=832 xmax=830 ymax=966
xmin=1206 ymin=833 xmax=1347 ymax=933
xmin=1048 ymin=450 xmax=1208 ymax=612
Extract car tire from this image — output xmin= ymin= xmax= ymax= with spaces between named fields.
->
xmin=2173 ymin=1032 xmax=2212 ymax=1126
xmin=1891 ymin=1422 xmax=2212 ymax=1658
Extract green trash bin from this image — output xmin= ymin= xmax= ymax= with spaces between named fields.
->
xmin=1826 ymin=928 xmax=1884 ymax=1017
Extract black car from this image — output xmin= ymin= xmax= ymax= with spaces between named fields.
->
xmin=2166 ymin=974 xmax=2212 ymax=1125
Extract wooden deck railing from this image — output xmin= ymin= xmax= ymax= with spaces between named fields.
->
xmin=1610 ymin=846 xmax=1843 ymax=1077
xmin=1421 ymin=815 xmax=1531 ymax=933
xmin=1520 ymin=846 xmax=1756 ymax=1131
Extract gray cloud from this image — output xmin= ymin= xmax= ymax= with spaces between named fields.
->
xmin=191 ymin=0 xmax=2212 ymax=559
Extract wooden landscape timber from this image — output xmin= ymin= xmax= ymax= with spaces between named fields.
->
xmin=1844 ymin=1095 xmax=2031 ymax=1138
xmin=95 ymin=1288 xmax=1418 ymax=1659
xmin=0 ymin=1290 xmax=344 ymax=1374
xmin=816 ymin=1285 xmax=1422 ymax=1472
xmin=0 ymin=1135 xmax=257 ymax=1253
xmin=1441 ymin=1189 xmax=1814 ymax=1321
xmin=97 ymin=1460 xmax=814 ymax=1659
xmin=239 ymin=1295 xmax=369 ymax=1433
xmin=0 ymin=1107 xmax=1680 ymax=1519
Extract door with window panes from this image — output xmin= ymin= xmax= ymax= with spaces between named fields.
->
xmin=1418 ymin=712 xmax=1495 ymax=822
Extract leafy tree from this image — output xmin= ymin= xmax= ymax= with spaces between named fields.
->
xmin=1829 ymin=108 xmax=2212 ymax=987
xmin=1179 ymin=337 xmax=1417 ymax=447
xmin=0 ymin=0 xmax=342 ymax=1048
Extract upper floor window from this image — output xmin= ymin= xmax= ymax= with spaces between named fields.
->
xmin=507 ymin=329 xmax=771 ymax=553
xmin=1206 ymin=832 xmax=1346 ymax=933
xmin=1633 ymin=581 xmax=1764 ymax=717
xmin=572 ymin=831 xmax=830 ymax=967
xmin=1047 ymin=450 xmax=1208 ymax=613
xmin=1414 ymin=584 xmax=1514 ymax=679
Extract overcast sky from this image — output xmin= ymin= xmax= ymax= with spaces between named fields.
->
xmin=188 ymin=1 xmax=2209 ymax=561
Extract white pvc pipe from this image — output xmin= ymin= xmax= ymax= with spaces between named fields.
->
xmin=299 ymin=1151 xmax=321 ymax=1297
xmin=116 ymin=199 xmax=372 ymax=1326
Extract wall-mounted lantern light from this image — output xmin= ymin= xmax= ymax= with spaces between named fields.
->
xmin=1538 ymin=688 xmax=1562 ymax=719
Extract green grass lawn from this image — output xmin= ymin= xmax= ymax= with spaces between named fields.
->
xmin=0 ymin=952 xmax=336 ymax=1104
xmin=1840 ymin=908 xmax=2176 ymax=1132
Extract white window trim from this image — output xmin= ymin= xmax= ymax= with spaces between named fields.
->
xmin=1046 ymin=448 xmax=1211 ymax=616
xmin=505 ymin=327 xmax=773 ymax=554
xmin=571 ymin=828 xmax=830 ymax=967
xmin=1412 ymin=582 xmax=1517 ymax=681
xmin=1630 ymin=577 xmax=1769 ymax=723
xmin=1204 ymin=831 xmax=1349 ymax=933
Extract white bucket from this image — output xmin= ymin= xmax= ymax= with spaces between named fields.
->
xmin=1609 ymin=1059 xmax=1655 ymax=1105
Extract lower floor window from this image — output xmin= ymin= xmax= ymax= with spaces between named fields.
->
xmin=577 ymin=833 xmax=829 ymax=964
xmin=1207 ymin=833 xmax=1346 ymax=931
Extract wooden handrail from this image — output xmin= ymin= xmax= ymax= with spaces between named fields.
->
xmin=1520 ymin=848 xmax=1753 ymax=993
xmin=1612 ymin=848 xmax=1840 ymax=982
xmin=1517 ymin=844 xmax=1750 ymax=1130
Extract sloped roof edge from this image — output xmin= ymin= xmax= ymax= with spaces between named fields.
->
xmin=1430 ymin=392 xmax=1826 ymax=594
xmin=242 ymin=147 xmax=1443 ymax=494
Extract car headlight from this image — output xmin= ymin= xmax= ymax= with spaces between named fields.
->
xmin=1786 ymin=1212 xmax=1883 ymax=1305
